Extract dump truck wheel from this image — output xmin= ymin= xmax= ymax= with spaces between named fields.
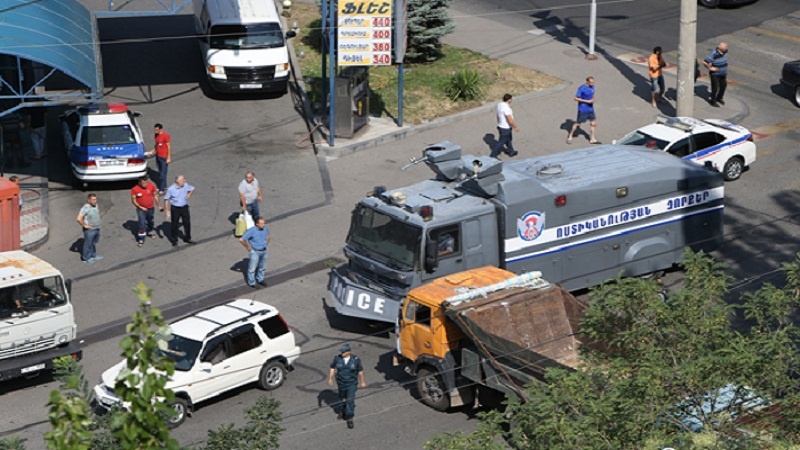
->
xmin=417 ymin=367 xmax=450 ymax=411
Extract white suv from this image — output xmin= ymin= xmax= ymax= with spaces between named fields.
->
xmin=94 ymin=299 xmax=301 ymax=427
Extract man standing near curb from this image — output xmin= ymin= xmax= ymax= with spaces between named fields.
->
xmin=238 ymin=216 xmax=270 ymax=288
xmin=147 ymin=123 xmax=171 ymax=194
xmin=131 ymin=176 xmax=162 ymax=247
xmin=490 ymin=93 xmax=519 ymax=158
xmin=328 ymin=343 xmax=366 ymax=429
xmin=164 ymin=174 xmax=195 ymax=247
xmin=703 ymin=42 xmax=729 ymax=107
xmin=649 ymin=46 xmax=667 ymax=108
xmin=76 ymin=193 xmax=102 ymax=263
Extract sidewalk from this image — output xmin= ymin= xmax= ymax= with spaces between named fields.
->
xmin=313 ymin=3 xmax=749 ymax=159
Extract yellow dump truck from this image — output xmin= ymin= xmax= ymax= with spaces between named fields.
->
xmin=395 ymin=266 xmax=588 ymax=411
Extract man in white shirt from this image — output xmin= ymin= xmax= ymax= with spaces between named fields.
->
xmin=238 ymin=171 xmax=263 ymax=219
xmin=490 ymin=93 xmax=520 ymax=158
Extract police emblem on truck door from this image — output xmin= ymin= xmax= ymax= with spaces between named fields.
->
xmin=517 ymin=211 xmax=546 ymax=241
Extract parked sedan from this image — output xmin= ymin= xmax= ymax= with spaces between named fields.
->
xmin=615 ymin=115 xmax=756 ymax=181
xmin=780 ymin=60 xmax=800 ymax=107
xmin=699 ymin=0 xmax=758 ymax=8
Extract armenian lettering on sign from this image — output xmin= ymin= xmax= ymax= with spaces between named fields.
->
xmin=338 ymin=0 xmax=393 ymax=66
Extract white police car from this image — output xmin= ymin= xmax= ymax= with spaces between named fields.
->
xmin=59 ymin=103 xmax=147 ymax=183
xmin=615 ymin=115 xmax=756 ymax=181
xmin=93 ymin=299 xmax=301 ymax=427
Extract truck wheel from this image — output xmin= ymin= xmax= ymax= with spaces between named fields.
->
xmin=722 ymin=157 xmax=744 ymax=181
xmin=166 ymin=397 xmax=189 ymax=428
xmin=258 ymin=360 xmax=286 ymax=390
xmin=793 ymin=86 xmax=800 ymax=107
xmin=417 ymin=367 xmax=450 ymax=411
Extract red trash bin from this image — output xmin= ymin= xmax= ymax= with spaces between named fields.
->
xmin=0 ymin=177 xmax=21 ymax=251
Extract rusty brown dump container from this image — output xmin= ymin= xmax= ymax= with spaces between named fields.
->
xmin=445 ymin=281 xmax=588 ymax=382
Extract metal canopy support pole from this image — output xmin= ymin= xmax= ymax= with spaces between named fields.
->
xmin=328 ymin=0 xmax=336 ymax=146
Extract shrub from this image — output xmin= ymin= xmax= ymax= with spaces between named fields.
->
xmin=445 ymin=69 xmax=483 ymax=101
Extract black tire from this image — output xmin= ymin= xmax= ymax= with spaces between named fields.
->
xmin=699 ymin=0 xmax=719 ymax=7
xmin=258 ymin=360 xmax=286 ymax=390
xmin=166 ymin=397 xmax=189 ymax=428
xmin=793 ymin=86 xmax=800 ymax=107
xmin=416 ymin=367 xmax=450 ymax=411
xmin=722 ymin=157 xmax=744 ymax=181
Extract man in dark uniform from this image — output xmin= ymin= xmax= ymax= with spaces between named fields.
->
xmin=328 ymin=343 xmax=366 ymax=429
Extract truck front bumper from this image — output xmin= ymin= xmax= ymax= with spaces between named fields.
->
xmin=0 ymin=343 xmax=83 ymax=381
xmin=328 ymin=267 xmax=401 ymax=322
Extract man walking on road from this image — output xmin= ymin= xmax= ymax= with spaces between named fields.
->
xmin=567 ymin=76 xmax=599 ymax=145
xmin=328 ymin=343 xmax=366 ymax=429
xmin=131 ymin=176 xmax=162 ymax=247
xmin=238 ymin=171 xmax=263 ymax=219
xmin=164 ymin=175 xmax=196 ymax=247
xmin=76 ymin=193 xmax=102 ymax=263
xmin=703 ymin=42 xmax=729 ymax=107
xmin=490 ymin=93 xmax=519 ymax=158
xmin=649 ymin=46 xmax=667 ymax=108
xmin=147 ymin=123 xmax=171 ymax=194
xmin=238 ymin=216 xmax=270 ymax=288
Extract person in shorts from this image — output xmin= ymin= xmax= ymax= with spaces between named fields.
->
xmin=567 ymin=76 xmax=599 ymax=145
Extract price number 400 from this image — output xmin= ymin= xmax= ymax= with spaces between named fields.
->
xmin=373 ymin=29 xmax=390 ymax=39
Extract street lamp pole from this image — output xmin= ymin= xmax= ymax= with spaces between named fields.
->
xmin=676 ymin=0 xmax=697 ymax=116
xmin=587 ymin=0 xmax=597 ymax=60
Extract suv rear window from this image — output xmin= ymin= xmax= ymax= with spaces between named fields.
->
xmin=229 ymin=324 xmax=262 ymax=356
xmin=259 ymin=315 xmax=289 ymax=339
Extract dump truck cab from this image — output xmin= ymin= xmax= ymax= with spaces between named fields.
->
xmin=397 ymin=266 xmax=587 ymax=411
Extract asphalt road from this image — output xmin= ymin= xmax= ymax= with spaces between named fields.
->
xmin=2 ymin=1 xmax=800 ymax=449
xmin=452 ymin=0 xmax=800 ymax=53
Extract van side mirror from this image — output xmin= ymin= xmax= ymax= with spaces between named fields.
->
xmin=65 ymin=279 xmax=72 ymax=295
xmin=424 ymin=239 xmax=439 ymax=273
xmin=286 ymin=30 xmax=297 ymax=39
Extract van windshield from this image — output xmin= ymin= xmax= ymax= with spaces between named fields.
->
xmin=210 ymin=24 xmax=284 ymax=49
xmin=0 ymin=276 xmax=68 ymax=318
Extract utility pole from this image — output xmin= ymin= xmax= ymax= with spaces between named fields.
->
xmin=676 ymin=0 xmax=697 ymax=116
xmin=586 ymin=0 xmax=597 ymax=60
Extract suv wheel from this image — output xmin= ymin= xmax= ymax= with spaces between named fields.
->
xmin=258 ymin=361 xmax=286 ymax=390
xmin=166 ymin=397 xmax=189 ymax=428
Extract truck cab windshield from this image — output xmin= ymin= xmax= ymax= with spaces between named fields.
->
xmin=347 ymin=205 xmax=421 ymax=271
xmin=209 ymin=24 xmax=285 ymax=49
xmin=0 ymin=277 xmax=67 ymax=318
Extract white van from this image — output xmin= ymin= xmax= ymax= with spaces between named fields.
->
xmin=193 ymin=0 xmax=296 ymax=94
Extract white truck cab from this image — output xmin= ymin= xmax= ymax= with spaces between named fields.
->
xmin=0 ymin=251 xmax=81 ymax=381
xmin=193 ymin=0 xmax=296 ymax=94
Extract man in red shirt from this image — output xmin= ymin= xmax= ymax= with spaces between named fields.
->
xmin=131 ymin=176 xmax=163 ymax=247
xmin=147 ymin=123 xmax=171 ymax=195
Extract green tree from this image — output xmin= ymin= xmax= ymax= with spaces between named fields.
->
xmin=405 ymin=0 xmax=455 ymax=62
xmin=111 ymin=282 xmax=179 ymax=450
xmin=203 ymin=396 xmax=283 ymax=450
xmin=429 ymin=250 xmax=800 ymax=449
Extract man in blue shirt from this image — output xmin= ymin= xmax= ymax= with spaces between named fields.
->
xmin=703 ymin=42 xmax=729 ymax=107
xmin=164 ymin=174 xmax=196 ymax=246
xmin=567 ymin=76 xmax=599 ymax=145
xmin=239 ymin=217 xmax=270 ymax=288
